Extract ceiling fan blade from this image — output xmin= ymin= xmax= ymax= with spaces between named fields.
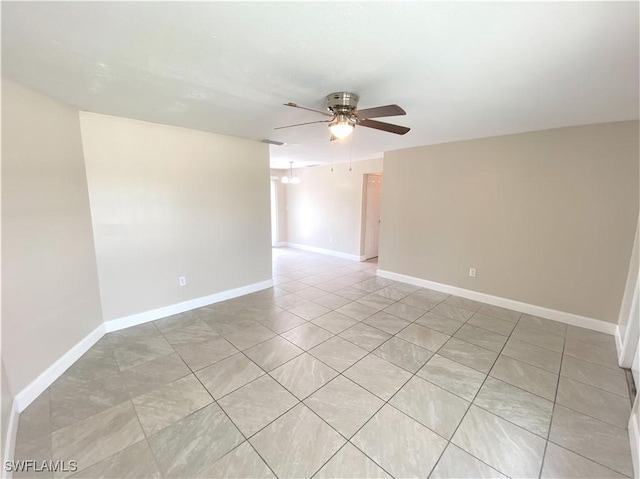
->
xmin=356 ymin=104 xmax=406 ymax=120
xmin=359 ymin=119 xmax=410 ymax=135
xmin=274 ymin=119 xmax=331 ymax=130
xmin=283 ymin=102 xmax=333 ymax=117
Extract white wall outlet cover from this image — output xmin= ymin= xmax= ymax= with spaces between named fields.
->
xmin=179 ymin=276 xmax=187 ymax=286
xmin=469 ymin=268 xmax=477 ymax=277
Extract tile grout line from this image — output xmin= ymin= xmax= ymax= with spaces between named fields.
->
xmin=30 ymin=251 xmax=627 ymax=479
xmin=258 ymin=256 xmax=397 ymax=475
xmin=540 ymin=332 xmax=633 ymax=478
xmin=275 ymin=253 xmax=519 ymax=475
xmin=189 ymin=361 xmax=282 ymax=479
xmin=70 ymin=329 xmax=167 ymax=477
xmin=537 ymin=323 xmax=567 ymax=479
xmin=420 ymin=310 xmax=525 ymax=478
xmin=168 ymin=290 xmax=318 ymax=477
xmin=164 ymin=284 xmax=524 ymax=478
xmin=297 ymin=286 xmax=477 ymax=477
xmin=322 ymin=286 xmax=529 ymax=476
xmin=143 ymin=320 xmax=222 ymax=478
xmin=255 ymin=275 xmax=427 ymax=477
xmin=117 ymin=316 xmax=275 ymax=476
xmin=157 ymin=274 xmax=531 ymax=477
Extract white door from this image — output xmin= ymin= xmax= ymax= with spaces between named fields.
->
xmin=621 ymin=282 xmax=639 ymax=388
xmin=364 ymin=174 xmax=383 ymax=259
xmin=631 ymin=288 xmax=639 ymax=387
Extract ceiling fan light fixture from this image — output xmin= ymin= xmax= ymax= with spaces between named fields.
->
xmin=281 ymin=161 xmax=300 ymax=184
xmin=329 ymin=114 xmax=355 ymax=139
xmin=280 ymin=92 xmax=409 ymax=140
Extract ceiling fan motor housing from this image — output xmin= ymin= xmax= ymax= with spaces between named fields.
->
xmin=326 ymin=92 xmax=359 ymax=114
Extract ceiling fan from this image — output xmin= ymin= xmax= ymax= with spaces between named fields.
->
xmin=276 ymin=92 xmax=410 ymax=140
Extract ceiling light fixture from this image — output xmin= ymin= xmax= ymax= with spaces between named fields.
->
xmin=328 ymin=113 xmax=355 ymax=139
xmin=281 ymin=161 xmax=300 ymax=184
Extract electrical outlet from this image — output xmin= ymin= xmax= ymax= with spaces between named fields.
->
xmin=329 ymin=236 xmax=333 ymax=243
xmin=179 ymin=276 xmax=187 ymax=286
xmin=469 ymin=268 xmax=476 ymax=278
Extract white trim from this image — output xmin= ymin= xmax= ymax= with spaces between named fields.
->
xmin=615 ymin=326 xmax=625 ymax=360
xmin=12 ymin=278 xmax=273 ymax=414
xmin=270 ymin=178 xmax=280 ymax=247
xmin=629 ymin=401 xmax=639 ymax=479
xmin=14 ymin=324 xmax=105 ymax=412
xmin=377 ymin=269 xmax=617 ymax=335
xmin=2 ymin=400 xmax=19 ymax=479
xmin=104 ymin=279 xmax=273 ymax=333
xmin=617 ymin=283 xmax=639 ymax=367
xmin=284 ymin=242 xmax=363 ymax=262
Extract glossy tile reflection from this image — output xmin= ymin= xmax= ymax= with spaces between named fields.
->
xmin=13 ymin=248 xmax=633 ymax=479
xmin=352 ymin=405 xmax=447 ymax=478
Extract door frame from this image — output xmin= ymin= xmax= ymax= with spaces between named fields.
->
xmin=618 ymin=283 xmax=639 ymax=371
xmin=616 ymin=218 xmax=639 ymax=479
xmin=361 ymin=173 xmax=383 ymax=260
xmin=270 ymin=177 xmax=279 ymax=247
xmin=617 ymin=217 xmax=639 ymax=371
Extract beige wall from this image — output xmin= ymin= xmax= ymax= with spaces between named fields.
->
xmin=270 ymin=169 xmax=288 ymax=244
xmin=79 ymin=112 xmax=272 ymax=321
xmin=379 ymin=121 xmax=639 ymax=323
xmin=285 ymin=159 xmax=383 ymax=257
xmin=2 ymin=79 xmax=103 ymax=394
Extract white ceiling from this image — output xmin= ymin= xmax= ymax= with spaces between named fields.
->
xmin=3 ymin=2 xmax=638 ymax=169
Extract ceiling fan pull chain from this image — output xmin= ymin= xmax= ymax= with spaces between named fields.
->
xmin=278 ymin=92 xmax=409 ymax=160
xmin=331 ymin=139 xmax=334 ymax=172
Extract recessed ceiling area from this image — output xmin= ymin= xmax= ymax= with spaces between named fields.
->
xmin=2 ymin=2 xmax=638 ymax=169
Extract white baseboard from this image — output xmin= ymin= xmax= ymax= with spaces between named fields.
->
xmin=13 ymin=279 xmax=273 ymax=414
xmin=615 ymin=286 xmax=639 ymax=368
xmin=14 ymin=323 xmax=105 ymax=412
xmin=284 ymin=242 xmax=363 ymax=262
xmin=615 ymin=326 xmax=624 ymax=361
xmin=104 ymin=279 xmax=274 ymax=332
xmin=629 ymin=404 xmax=639 ymax=479
xmin=2 ymin=400 xmax=19 ymax=479
xmin=377 ymin=269 xmax=617 ymax=335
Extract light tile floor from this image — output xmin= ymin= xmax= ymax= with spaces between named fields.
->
xmin=13 ymin=248 xmax=634 ymax=478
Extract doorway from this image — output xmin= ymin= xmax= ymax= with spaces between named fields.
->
xmin=270 ymin=178 xmax=278 ymax=246
xmin=363 ymin=173 xmax=383 ymax=260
